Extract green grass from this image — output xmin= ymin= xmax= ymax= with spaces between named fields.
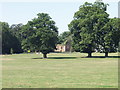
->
xmin=2 ymin=52 xmax=118 ymax=88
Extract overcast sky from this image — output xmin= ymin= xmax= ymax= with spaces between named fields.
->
xmin=0 ymin=0 xmax=119 ymax=34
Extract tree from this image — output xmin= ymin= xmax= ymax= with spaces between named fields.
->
xmin=10 ymin=24 xmax=23 ymax=53
xmin=111 ymin=18 xmax=120 ymax=52
xmin=1 ymin=22 xmax=11 ymax=54
xmin=57 ymin=31 xmax=71 ymax=44
xmin=68 ymin=1 xmax=109 ymax=57
xmin=10 ymin=23 xmax=23 ymax=41
xmin=22 ymin=13 xmax=58 ymax=58
xmin=98 ymin=18 xmax=120 ymax=57
xmin=19 ymin=24 xmax=34 ymax=52
xmin=1 ymin=21 xmax=22 ymax=54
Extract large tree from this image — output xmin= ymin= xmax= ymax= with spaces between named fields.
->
xmin=22 ymin=13 xmax=58 ymax=58
xmin=68 ymin=1 xmax=109 ymax=57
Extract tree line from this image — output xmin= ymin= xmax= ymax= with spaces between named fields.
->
xmin=68 ymin=1 xmax=120 ymax=57
xmin=1 ymin=13 xmax=58 ymax=58
xmin=1 ymin=0 xmax=120 ymax=58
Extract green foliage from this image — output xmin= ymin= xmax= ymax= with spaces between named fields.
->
xmin=111 ymin=18 xmax=120 ymax=51
xmin=1 ymin=1 xmax=119 ymax=57
xmin=68 ymin=1 xmax=109 ymax=57
xmin=97 ymin=18 xmax=120 ymax=54
xmin=1 ymin=22 xmax=22 ymax=54
xmin=21 ymin=13 xmax=58 ymax=58
xmin=1 ymin=22 xmax=11 ymax=54
xmin=9 ymin=24 xmax=23 ymax=53
xmin=20 ymin=24 xmax=35 ymax=52
xmin=10 ymin=23 xmax=23 ymax=41
xmin=57 ymin=31 xmax=71 ymax=44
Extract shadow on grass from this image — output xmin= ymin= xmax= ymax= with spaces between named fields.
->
xmin=32 ymin=56 xmax=119 ymax=59
xmin=33 ymin=57 xmax=77 ymax=59
xmin=32 ymin=57 xmax=43 ymax=59
xmin=48 ymin=57 xmax=77 ymax=59
xmin=81 ymin=56 xmax=120 ymax=58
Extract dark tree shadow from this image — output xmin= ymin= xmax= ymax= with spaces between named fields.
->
xmin=48 ymin=57 xmax=77 ymax=59
xmin=106 ymin=56 xmax=120 ymax=58
xmin=81 ymin=56 xmax=120 ymax=58
xmin=32 ymin=57 xmax=77 ymax=59
xmin=32 ymin=56 xmax=120 ymax=59
xmin=32 ymin=57 xmax=43 ymax=59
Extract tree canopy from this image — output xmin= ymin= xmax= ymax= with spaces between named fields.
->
xmin=1 ymin=22 xmax=22 ymax=54
xmin=21 ymin=13 xmax=58 ymax=58
xmin=57 ymin=31 xmax=71 ymax=44
xmin=68 ymin=1 xmax=110 ymax=57
xmin=1 ymin=1 xmax=119 ymax=57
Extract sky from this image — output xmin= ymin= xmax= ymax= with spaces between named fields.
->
xmin=0 ymin=0 xmax=119 ymax=34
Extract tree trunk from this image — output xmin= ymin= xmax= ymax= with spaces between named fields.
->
xmin=88 ymin=52 xmax=92 ymax=57
xmin=105 ymin=52 xmax=108 ymax=57
xmin=43 ymin=53 xmax=47 ymax=58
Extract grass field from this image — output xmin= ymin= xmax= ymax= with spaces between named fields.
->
xmin=2 ymin=52 xmax=118 ymax=88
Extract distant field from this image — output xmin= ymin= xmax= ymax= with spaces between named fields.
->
xmin=2 ymin=52 xmax=118 ymax=88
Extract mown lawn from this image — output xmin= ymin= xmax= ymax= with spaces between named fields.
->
xmin=2 ymin=52 xmax=118 ymax=88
